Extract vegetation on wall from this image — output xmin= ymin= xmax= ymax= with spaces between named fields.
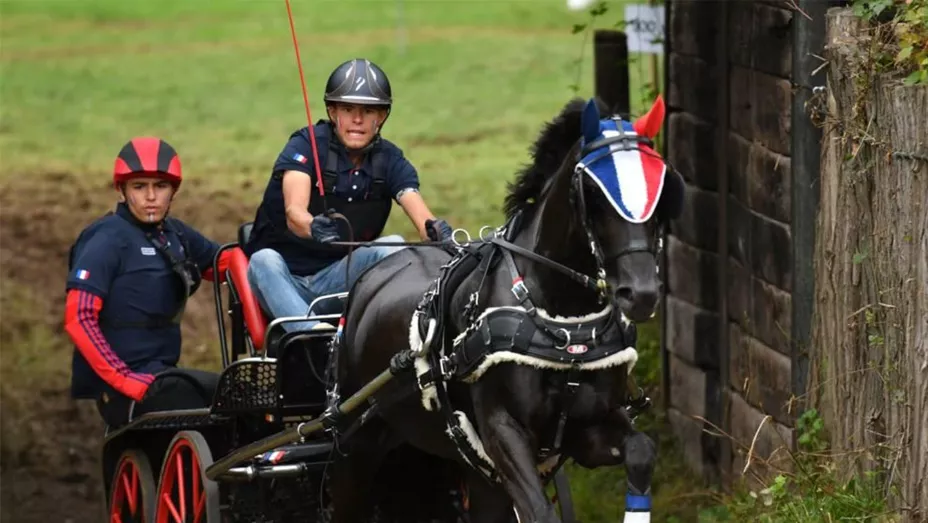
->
xmin=850 ymin=0 xmax=928 ymax=85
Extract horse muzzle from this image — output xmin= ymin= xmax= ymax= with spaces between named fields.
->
xmin=612 ymin=253 xmax=661 ymax=323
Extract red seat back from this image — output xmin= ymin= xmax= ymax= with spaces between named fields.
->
xmin=227 ymin=247 xmax=268 ymax=351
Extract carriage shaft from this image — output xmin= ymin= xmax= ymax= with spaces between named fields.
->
xmin=205 ymin=366 xmax=399 ymax=480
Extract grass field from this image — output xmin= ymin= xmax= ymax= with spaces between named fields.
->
xmin=0 ymin=1 xmax=714 ymax=521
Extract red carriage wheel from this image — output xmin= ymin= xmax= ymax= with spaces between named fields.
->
xmin=155 ymin=431 xmax=221 ymax=523
xmin=109 ymin=449 xmax=157 ymax=522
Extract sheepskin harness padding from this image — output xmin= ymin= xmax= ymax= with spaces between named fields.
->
xmin=408 ymin=215 xmax=640 ymax=484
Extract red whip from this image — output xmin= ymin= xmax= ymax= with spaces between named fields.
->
xmin=284 ymin=0 xmax=325 ymax=197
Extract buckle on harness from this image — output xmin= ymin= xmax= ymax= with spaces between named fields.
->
xmin=511 ymin=277 xmax=535 ymax=315
xmin=511 ymin=277 xmax=528 ymax=302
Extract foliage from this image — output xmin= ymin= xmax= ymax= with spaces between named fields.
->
xmin=851 ymin=0 xmax=928 ymax=85
xmin=698 ymin=409 xmax=897 ymax=522
xmin=568 ymin=0 xmax=665 ymax=119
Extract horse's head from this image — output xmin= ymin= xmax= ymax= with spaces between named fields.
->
xmin=568 ymin=96 xmax=684 ymax=322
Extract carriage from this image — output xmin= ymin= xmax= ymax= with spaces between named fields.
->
xmin=100 ymin=95 xmax=677 ymax=523
xmin=99 ymin=221 xmax=578 ymax=523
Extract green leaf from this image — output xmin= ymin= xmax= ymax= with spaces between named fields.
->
xmin=903 ymin=70 xmax=925 ymax=86
xmin=571 ymin=23 xmax=587 ymax=34
xmin=897 ymin=45 xmax=913 ymax=62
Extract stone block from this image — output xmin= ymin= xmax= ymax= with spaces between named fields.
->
xmin=667 ymin=112 xmax=718 ymax=191
xmin=727 ymin=258 xmax=793 ymax=355
xmin=667 ymin=53 xmax=718 ymax=122
xmin=728 ymin=133 xmax=792 ymax=224
xmin=667 ymin=235 xmax=719 ymax=311
xmin=669 ymin=353 xmax=707 ymax=419
xmin=665 ymin=295 xmax=720 ymax=369
xmin=727 ymin=196 xmax=792 ymax=291
xmin=727 ymin=392 xmax=794 ymax=484
xmin=729 ymin=67 xmax=792 ymax=155
xmin=728 ymin=2 xmax=793 ymax=79
xmin=668 ymin=408 xmax=708 ymax=478
xmin=729 ymin=322 xmax=793 ymax=424
xmin=669 ymin=183 xmax=719 ymax=252
xmin=669 ymin=0 xmax=719 ymax=61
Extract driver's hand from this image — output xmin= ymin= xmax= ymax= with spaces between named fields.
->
xmin=310 ymin=215 xmax=340 ymax=243
xmin=425 ymin=218 xmax=453 ymax=241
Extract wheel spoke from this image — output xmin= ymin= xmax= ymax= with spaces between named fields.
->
xmin=124 ymin=468 xmax=139 ymax=515
xmin=162 ymin=492 xmax=183 ymax=523
xmin=193 ymin=494 xmax=206 ymax=523
xmin=175 ymin=451 xmax=187 ymax=520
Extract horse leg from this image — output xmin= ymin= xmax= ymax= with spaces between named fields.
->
xmin=463 ymin=469 xmax=518 ymax=523
xmin=476 ymin=408 xmax=560 ymax=523
xmin=621 ymin=430 xmax=656 ymax=523
xmin=327 ymin=419 xmax=394 ymax=523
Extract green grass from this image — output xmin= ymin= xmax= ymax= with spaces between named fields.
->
xmin=0 ymin=0 xmax=664 ymax=231
xmin=1 ymin=0 xmax=702 ymax=520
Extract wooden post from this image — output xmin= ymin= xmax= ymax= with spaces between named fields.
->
xmin=812 ymin=8 xmax=928 ymax=519
xmin=593 ymin=30 xmax=631 ymax=117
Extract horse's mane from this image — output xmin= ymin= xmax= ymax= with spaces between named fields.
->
xmin=503 ymin=96 xmax=611 ymax=221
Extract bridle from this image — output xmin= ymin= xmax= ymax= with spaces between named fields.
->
xmin=490 ymin=122 xmax=666 ymax=305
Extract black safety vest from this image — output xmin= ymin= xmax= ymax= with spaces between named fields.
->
xmin=67 ymin=212 xmax=201 ymax=329
xmin=245 ymin=129 xmax=393 ymax=276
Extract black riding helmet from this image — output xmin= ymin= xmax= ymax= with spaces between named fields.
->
xmin=324 ymin=58 xmax=392 ymax=107
xmin=324 ymin=59 xmax=393 ymax=153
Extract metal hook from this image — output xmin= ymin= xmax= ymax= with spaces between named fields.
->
xmin=479 ymin=225 xmax=496 ymax=241
xmin=554 ymin=328 xmax=571 ymax=350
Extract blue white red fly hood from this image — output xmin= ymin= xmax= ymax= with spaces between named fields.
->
xmin=577 ymin=96 xmax=668 ymax=224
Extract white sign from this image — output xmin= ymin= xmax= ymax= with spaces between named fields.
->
xmin=624 ymin=3 xmax=665 ymax=55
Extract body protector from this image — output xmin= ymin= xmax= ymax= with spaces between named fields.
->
xmin=246 ymin=122 xmax=393 ymax=275
xmin=67 ymin=211 xmax=201 ymax=329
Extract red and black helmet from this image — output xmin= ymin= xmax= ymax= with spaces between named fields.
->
xmin=113 ymin=137 xmax=182 ymax=187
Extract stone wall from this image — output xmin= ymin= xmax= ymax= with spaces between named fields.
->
xmin=663 ymin=0 xmax=796 ymax=484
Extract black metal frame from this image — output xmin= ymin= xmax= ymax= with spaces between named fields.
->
xmin=212 ymin=241 xmax=255 ymax=368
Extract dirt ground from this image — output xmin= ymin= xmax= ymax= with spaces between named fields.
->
xmin=0 ymin=175 xmax=258 ymax=522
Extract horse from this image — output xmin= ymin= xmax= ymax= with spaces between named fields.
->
xmin=327 ymin=95 xmax=684 ymax=523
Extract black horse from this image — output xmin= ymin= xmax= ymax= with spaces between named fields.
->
xmin=328 ymin=96 xmax=684 ymax=523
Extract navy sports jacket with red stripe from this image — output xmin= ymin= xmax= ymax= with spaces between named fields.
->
xmin=65 ymin=202 xmax=230 ymax=401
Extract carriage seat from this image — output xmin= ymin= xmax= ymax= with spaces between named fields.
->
xmin=233 ymin=222 xmax=346 ymax=330
xmin=238 ymin=221 xmax=254 ymax=247
xmin=227 ymin=223 xmax=269 ymax=352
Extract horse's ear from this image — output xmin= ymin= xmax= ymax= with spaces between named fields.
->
xmin=633 ymin=94 xmax=665 ymax=139
xmin=581 ymin=98 xmax=601 ymax=145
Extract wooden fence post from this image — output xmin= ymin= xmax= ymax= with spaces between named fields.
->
xmin=593 ymin=30 xmax=631 ymax=117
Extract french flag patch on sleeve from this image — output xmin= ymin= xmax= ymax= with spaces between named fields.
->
xmin=76 ymin=269 xmax=90 ymax=280
xmin=292 ymin=153 xmax=308 ymax=164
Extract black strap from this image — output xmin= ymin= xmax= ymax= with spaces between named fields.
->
xmin=491 ymin=237 xmax=602 ymax=294
xmin=579 ymin=133 xmax=653 ymax=160
xmin=321 ymin=138 xmax=389 ymax=199
xmin=322 ymin=138 xmax=340 ymax=193
xmin=144 ymin=222 xmax=200 ymax=299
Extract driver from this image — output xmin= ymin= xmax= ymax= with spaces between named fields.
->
xmin=64 ymin=137 xmax=233 ymax=428
xmin=245 ymin=58 xmax=453 ymax=332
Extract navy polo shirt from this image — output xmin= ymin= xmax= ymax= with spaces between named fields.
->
xmin=247 ymin=121 xmax=420 ymax=276
xmin=67 ymin=203 xmax=221 ymax=399
xmin=274 ymin=122 xmax=419 ymax=202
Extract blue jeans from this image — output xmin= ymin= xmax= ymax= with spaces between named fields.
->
xmin=247 ymin=235 xmax=406 ymax=333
